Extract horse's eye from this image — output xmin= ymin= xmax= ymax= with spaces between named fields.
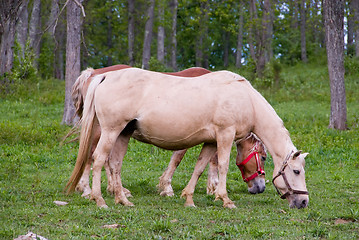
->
xmin=293 ymin=170 xmax=300 ymax=175
xmin=261 ymin=156 xmax=266 ymax=161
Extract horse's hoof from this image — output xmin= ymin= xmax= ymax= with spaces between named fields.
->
xmin=224 ymin=202 xmax=236 ymax=209
xmin=124 ymin=201 xmax=135 ymax=207
xmin=123 ymin=188 xmax=132 ymax=198
xmin=81 ymin=192 xmax=90 ymax=199
xmin=160 ymin=191 xmax=174 ymax=197
xmin=115 ymin=198 xmax=134 ymax=206
xmin=99 ymin=204 xmax=109 ymax=209
xmin=206 ymin=188 xmax=215 ymax=195
xmin=184 ymin=203 xmax=196 ymax=207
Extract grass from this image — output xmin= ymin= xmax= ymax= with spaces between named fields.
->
xmin=1 ymin=62 xmax=359 ymax=239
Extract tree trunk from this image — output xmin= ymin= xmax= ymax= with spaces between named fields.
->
xmin=235 ymin=6 xmax=244 ymax=68
xmin=324 ymin=0 xmax=347 ymax=130
xmin=223 ymin=31 xmax=230 ymax=68
xmin=157 ymin=0 xmax=165 ymax=63
xmin=170 ymin=0 xmax=178 ymax=70
xmin=128 ymin=0 xmax=135 ymax=66
xmin=55 ymin=9 xmax=65 ymax=80
xmin=300 ymin=0 xmax=307 ymax=63
xmin=106 ymin=7 xmax=113 ymax=66
xmin=16 ymin=0 xmax=29 ymax=61
xmin=248 ymin=0 xmax=257 ymax=63
xmin=47 ymin=0 xmax=61 ymax=78
xmin=142 ymin=0 xmax=155 ymax=69
xmin=0 ymin=0 xmax=22 ymax=77
xmin=62 ymin=0 xmax=83 ymax=125
xmin=290 ymin=0 xmax=299 ymax=29
xmin=353 ymin=0 xmax=359 ymax=56
xmin=264 ymin=0 xmax=273 ymax=62
xmin=195 ymin=1 xmax=209 ymax=67
xmin=0 ymin=18 xmax=17 ymax=76
xmin=347 ymin=0 xmax=354 ymax=48
xmin=257 ymin=0 xmax=268 ymax=77
xmin=28 ymin=0 xmax=41 ymax=68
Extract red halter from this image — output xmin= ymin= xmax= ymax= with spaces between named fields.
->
xmin=236 ymin=151 xmax=265 ymax=182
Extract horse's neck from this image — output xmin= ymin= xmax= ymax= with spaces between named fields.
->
xmin=250 ymin=88 xmax=297 ymax=167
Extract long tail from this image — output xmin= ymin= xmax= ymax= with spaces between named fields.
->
xmin=61 ymin=68 xmax=94 ymax=146
xmin=72 ymin=68 xmax=95 ymax=118
xmin=65 ymin=74 xmax=105 ymax=194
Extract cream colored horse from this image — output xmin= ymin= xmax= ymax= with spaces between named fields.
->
xmin=66 ymin=68 xmax=309 ymax=209
xmin=71 ymin=66 xmax=267 ymax=200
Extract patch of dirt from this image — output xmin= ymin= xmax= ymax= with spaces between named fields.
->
xmin=334 ymin=218 xmax=355 ymax=225
xmin=102 ymin=224 xmax=126 ymax=229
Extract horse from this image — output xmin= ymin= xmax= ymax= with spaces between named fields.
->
xmin=66 ymin=68 xmax=309 ymax=209
xmin=71 ymin=65 xmax=267 ymax=200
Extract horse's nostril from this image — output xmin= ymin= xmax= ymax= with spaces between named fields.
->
xmin=301 ymin=199 xmax=307 ymax=207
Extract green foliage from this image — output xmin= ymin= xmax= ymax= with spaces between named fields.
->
xmin=148 ymin=57 xmax=172 ymax=72
xmin=344 ymin=56 xmax=359 ymax=75
xmin=38 ymin=33 xmax=55 ymax=79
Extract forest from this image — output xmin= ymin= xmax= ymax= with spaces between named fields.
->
xmin=1 ymin=0 xmax=357 ymax=78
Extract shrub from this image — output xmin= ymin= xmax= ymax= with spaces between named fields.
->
xmin=344 ymin=56 xmax=359 ymax=75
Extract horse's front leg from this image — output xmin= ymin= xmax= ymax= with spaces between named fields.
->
xmin=181 ymin=143 xmax=217 ymax=207
xmin=108 ymin=132 xmax=134 ymax=206
xmin=206 ymin=153 xmax=219 ymax=195
xmin=157 ymin=149 xmax=187 ymax=196
xmin=91 ymin=131 xmax=119 ymax=208
xmin=215 ymin=129 xmax=236 ymax=209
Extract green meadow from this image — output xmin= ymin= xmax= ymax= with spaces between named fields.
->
xmin=0 ymin=63 xmax=358 ymax=239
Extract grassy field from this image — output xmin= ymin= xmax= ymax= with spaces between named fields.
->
xmin=0 ymin=63 xmax=358 ymax=239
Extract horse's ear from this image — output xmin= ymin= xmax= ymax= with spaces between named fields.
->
xmin=301 ymin=152 xmax=309 ymax=158
xmin=293 ymin=150 xmax=302 ymax=159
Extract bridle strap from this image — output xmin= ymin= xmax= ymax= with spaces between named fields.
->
xmin=236 ymin=151 xmax=265 ymax=182
xmin=272 ymin=152 xmax=309 ymax=199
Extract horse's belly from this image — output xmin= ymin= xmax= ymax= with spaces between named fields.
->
xmin=132 ymin=120 xmax=215 ymax=150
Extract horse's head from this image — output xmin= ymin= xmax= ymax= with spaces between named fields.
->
xmin=236 ymin=133 xmax=267 ymax=194
xmin=272 ymin=151 xmax=309 ymax=209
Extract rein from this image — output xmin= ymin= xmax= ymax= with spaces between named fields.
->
xmin=236 ymin=150 xmax=265 ymax=182
xmin=272 ymin=151 xmax=309 ymax=199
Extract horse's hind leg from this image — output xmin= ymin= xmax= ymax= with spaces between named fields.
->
xmin=102 ymin=150 xmax=132 ymax=198
xmin=108 ymin=132 xmax=134 ymax=206
xmin=157 ymin=149 xmax=187 ymax=196
xmin=91 ymin=130 xmax=119 ymax=208
xmin=206 ymin=153 xmax=219 ymax=195
xmin=181 ymin=143 xmax=217 ymax=207
xmin=76 ymin=157 xmax=92 ymax=198
xmin=78 ymin=123 xmax=101 ymax=198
